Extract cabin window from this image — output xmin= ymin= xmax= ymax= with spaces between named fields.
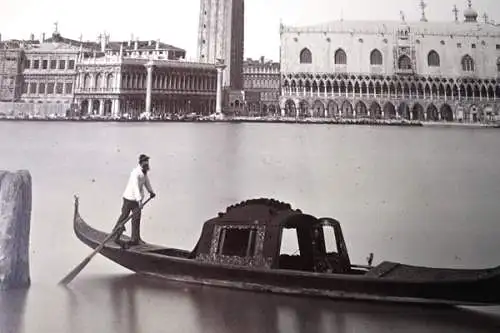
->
xmin=218 ymin=227 xmax=257 ymax=258
xmin=279 ymin=228 xmax=300 ymax=255
xmin=321 ymin=225 xmax=338 ymax=253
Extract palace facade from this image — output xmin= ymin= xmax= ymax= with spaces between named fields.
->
xmin=279 ymin=2 xmax=500 ymax=123
xmin=0 ymin=28 xmax=218 ymax=118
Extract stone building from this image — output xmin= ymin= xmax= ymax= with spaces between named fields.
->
xmin=0 ymin=47 xmax=24 ymax=103
xmin=242 ymin=56 xmax=280 ymax=116
xmin=279 ymin=1 xmax=500 ymax=123
xmin=0 ymin=27 xmax=219 ymax=118
xmin=75 ymin=54 xmax=218 ymax=118
xmin=21 ymin=32 xmax=80 ymax=116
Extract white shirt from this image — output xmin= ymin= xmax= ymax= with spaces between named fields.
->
xmin=123 ymin=165 xmax=154 ymax=202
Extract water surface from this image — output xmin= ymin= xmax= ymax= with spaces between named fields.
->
xmin=1 ymin=121 xmax=500 ymax=332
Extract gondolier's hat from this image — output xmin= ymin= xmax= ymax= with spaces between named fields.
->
xmin=139 ymin=154 xmax=150 ymax=163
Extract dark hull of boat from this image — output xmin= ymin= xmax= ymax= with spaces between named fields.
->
xmin=73 ymin=206 xmax=500 ymax=306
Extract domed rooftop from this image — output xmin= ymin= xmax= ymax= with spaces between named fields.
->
xmin=464 ymin=0 xmax=478 ymax=22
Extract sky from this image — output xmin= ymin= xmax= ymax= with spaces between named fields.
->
xmin=0 ymin=0 xmax=498 ymax=61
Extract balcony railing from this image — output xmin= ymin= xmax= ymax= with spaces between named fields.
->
xmin=280 ymin=89 xmax=498 ymax=101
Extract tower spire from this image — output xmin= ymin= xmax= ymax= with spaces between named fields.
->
xmin=419 ymin=0 xmax=428 ymax=22
xmin=453 ymin=5 xmax=459 ymax=22
xmin=483 ymin=13 xmax=489 ymax=24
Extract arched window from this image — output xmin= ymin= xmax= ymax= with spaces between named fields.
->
xmin=370 ymin=49 xmax=383 ymax=65
xmin=334 ymin=49 xmax=347 ymax=65
xmin=398 ymin=55 xmax=412 ymax=70
xmin=299 ymin=48 xmax=312 ymax=64
xmin=427 ymin=50 xmax=440 ymax=67
xmin=462 ymin=55 xmax=475 ymax=72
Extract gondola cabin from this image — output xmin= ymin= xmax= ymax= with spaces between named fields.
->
xmin=191 ymin=199 xmax=355 ymax=274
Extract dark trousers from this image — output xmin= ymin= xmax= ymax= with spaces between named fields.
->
xmin=113 ymin=198 xmax=141 ymax=242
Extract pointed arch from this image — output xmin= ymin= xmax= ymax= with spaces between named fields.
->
xmin=326 ymin=80 xmax=332 ymax=93
xmin=284 ymin=99 xmax=296 ymax=117
xmin=481 ymin=85 xmax=487 ymax=98
xmin=319 ymin=80 xmax=325 ymax=93
xmin=354 ymin=82 xmax=360 ymax=94
xmin=417 ymin=83 xmax=424 ymax=97
xmin=326 ymin=100 xmax=339 ymax=118
xmin=427 ymin=50 xmax=440 ymax=67
xmin=312 ymin=100 xmax=325 ymax=117
xmin=355 ymin=101 xmax=368 ymax=118
xmin=334 ymin=49 xmax=347 ymax=65
xmin=305 ymin=80 xmax=311 ymax=93
xmin=424 ymin=84 xmax=431 ymax=97
xmin=410 ymin=83 xmax=417 ymax=95
xmin=383 ymin=102 xmax=396 ymax=119
xmin=427 ymin=104 xmax=438 ymax=121
xmin=440 ymin=104 xmax=453 ymax=122
xmin=347 ymin=81 xmax=353 ymax=94
xmin=312 ymin=80 xmax=318 ymax=93
xmin=341 ymin=100 xmax=353 ymax=118
xmin=298 ymin=100 xmax=309 ymax=117
xmin=370 ymin=49 xmax=383 ymax=65
xmin=299 ymin=48 xmax=312 ymax=64
xmin=398 ymin=55 xmax=412 ymax=70
xmin=462 ymin=55 xmax=475 ymax=72
xmin=398 ymin=102 xmax=410 ymax=120
xmin=488 ymin=85 xmax=494 ymax=99
xmin=382 ymin=82 xmax=388 ymax=95
xmin=439 ymin=84 xmax=445 ymax=97
xmin=370 ymin=101 xmax=382 ymax=119
xmin=431 ymin=84 xmax=438 ymax=96
xmin=412 ymin=103 xmax=425 ymax=121
xmin=368 ymin=82 xmax=374 ymax=94
xmin=361 ymin=81 xmax=367 ymax=94
xmin=466 ymin=84 xmax=473 ymax=97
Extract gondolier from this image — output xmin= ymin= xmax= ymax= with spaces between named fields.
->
xmin=113 ymin=154 xmax=156 ymax=248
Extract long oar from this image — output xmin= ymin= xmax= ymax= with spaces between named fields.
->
xmin=58 ymin=196 xmax=154 ymax=286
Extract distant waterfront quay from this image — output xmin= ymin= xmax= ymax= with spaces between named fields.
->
xmin=1 ymin=1 xmax=499 ymax=125
xmin=1 ymin=113 xmax=500 ymax=128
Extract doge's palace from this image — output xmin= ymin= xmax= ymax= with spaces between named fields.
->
xmin=279 ymin=1 xmax=500 ymax=123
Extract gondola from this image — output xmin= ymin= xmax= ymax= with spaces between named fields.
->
xmin=72 ymin=196 xmax=500 ymax=306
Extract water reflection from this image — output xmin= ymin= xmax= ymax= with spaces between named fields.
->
xmin=63 ymin=274 xmax=500 ymax=333
xmin=0 ymin=288 xmax=28 ymax=333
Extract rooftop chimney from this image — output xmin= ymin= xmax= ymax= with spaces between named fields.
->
xmin=30 ymin=33 xmax=34 ymax=41
xmin=260 ymin=56 xmax=265 ymax=64
xmin=134 ymin=38 xmax=138 ymax=50
xmin=148 ymin=40 xmax=152 ymax=46
xmin=42 ymin=32 xmax=46 ymax=42
xmin=155 ymin=39 xmax=160 ymax=50
xmin=0 ymin=33 xmax=2 ymax=42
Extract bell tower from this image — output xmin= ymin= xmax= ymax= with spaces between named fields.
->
xmin=197 ymin=0 xmax=244 ymax=90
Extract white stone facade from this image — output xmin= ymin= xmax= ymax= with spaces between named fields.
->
xmin=279 ymin=9 xmax=500 ymax=123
